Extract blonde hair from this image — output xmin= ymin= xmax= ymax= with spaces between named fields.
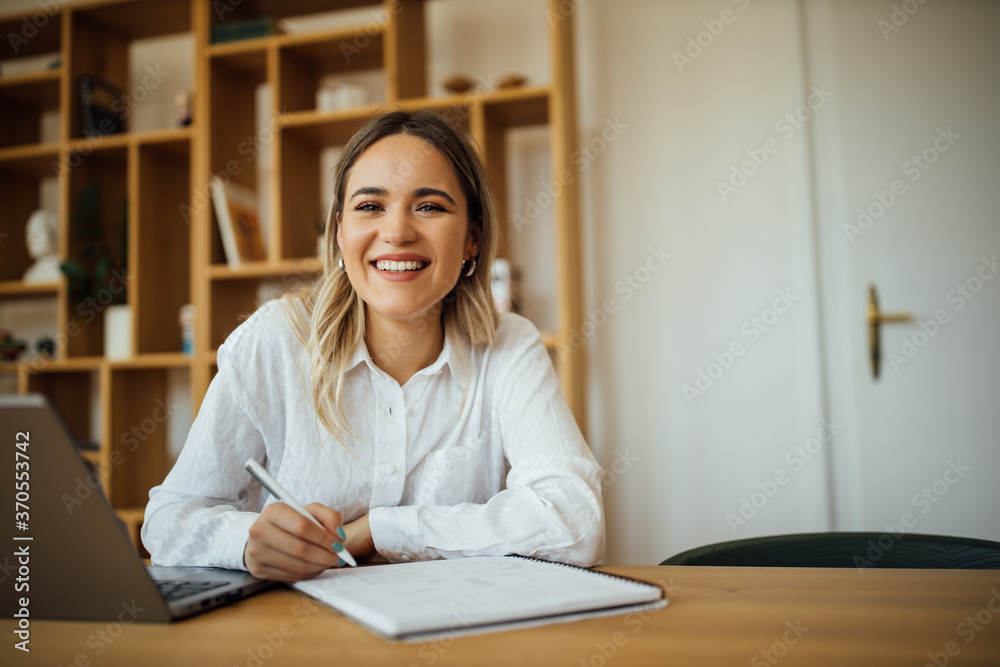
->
xmin=282 ymin=109 xmax=500 ymax=444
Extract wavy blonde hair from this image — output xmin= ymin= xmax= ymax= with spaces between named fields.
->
xmin=282 ymin=109 xmax=500 ymax=444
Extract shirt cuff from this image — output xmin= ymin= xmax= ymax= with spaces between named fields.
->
xmin=369 ymin=505 xmax=423 ymax=562
xmin=208 ymin=511 xmax=260 ymax=571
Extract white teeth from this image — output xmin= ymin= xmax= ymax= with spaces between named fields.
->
xmin=375 ymin=260 xmax=427 ymax=272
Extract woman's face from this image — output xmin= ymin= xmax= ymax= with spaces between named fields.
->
xmin=336 ymin=133 xmax=478 ymax=328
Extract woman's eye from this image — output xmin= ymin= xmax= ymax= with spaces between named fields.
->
xmin=417 ymin=202 xmax=446 ymax=213
xmin=354 ymin=202 xmax=382 ymax=212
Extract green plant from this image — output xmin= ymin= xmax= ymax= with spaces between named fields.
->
xmin=60 ymin=182 xmax=128 ymax=303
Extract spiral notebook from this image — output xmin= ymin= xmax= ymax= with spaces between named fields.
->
xmin=291 ymin=555 xmax=666 ymax=642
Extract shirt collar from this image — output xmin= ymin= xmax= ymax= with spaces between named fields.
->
xmin=345 ymin=322 xmax=470 ymax=389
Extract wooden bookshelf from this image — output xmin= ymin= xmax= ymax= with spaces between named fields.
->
xmin=0 ymin=0 xmax=585 ymax=549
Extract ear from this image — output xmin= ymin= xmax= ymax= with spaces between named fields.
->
xmin=335 ymin=216 xmax=344 ymax=251
xmin=465 ymin=219 xmax=481 ymax=260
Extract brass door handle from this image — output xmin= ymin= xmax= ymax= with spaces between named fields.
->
xmin=867 ymin=284 xmax=912 ymax=379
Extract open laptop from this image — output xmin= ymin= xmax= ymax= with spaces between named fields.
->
xmin=0 ymin=394 xmax=273 ymax=622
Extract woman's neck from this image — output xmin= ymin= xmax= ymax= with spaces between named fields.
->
xmin=365 ymin=306 xmax=445 ymax=386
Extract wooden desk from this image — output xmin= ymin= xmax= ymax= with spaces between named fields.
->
xmin=4 ymin=565 xmax=999 ymax=666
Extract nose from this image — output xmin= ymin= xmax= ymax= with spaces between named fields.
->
xmin=379 ymin=205 xmax=418 ymax=245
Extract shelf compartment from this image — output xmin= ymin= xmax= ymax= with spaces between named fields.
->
xmin=70 ymin=0 xmax=191 ymax=42
xmin=134 ymin=138 xmax=191 ymax=356
xmin=106 ymin=367 xmax=174 ymax=509
xmin=64 ymin=146 xmax=129 ymax=358
xmin=209 ymin=279 xmax=262 ymax=350
xmin=0 ymin=146 xmax=61 ymax=282
xmin=23 ymin=366 xmax=101 ymax=448
xmin=0 ymin=9 xmax=62 ymax=60
xmin=0 ymin=69 xmax=61 ymax=148
xmin=277 ymin=26 xmax=385 ymax=114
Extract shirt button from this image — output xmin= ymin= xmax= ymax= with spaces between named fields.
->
xmin=385 ymin=463 xmax=397 ymax=475
xmin=400 ymin=554 xmax=411 ymax=562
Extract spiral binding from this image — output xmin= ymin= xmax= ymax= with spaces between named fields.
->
xmin=504 ymin=554 xmax=665 ymax=597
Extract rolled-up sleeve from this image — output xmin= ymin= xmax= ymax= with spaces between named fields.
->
xmin=369 ymin=318 xmax=606 ymax=567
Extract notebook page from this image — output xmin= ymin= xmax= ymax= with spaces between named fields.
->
xmin=291 ymin=556 xmax=663 ymax=638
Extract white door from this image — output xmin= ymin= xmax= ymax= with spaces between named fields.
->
xmin=806 ymin=0 xmax=1000 ymax=541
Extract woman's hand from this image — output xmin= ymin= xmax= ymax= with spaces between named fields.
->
xmin=243 ymin=502 xmax=348 ymax=581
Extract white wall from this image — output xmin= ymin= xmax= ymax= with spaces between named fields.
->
xmin=572 ymin=0 xmax=831 ymax=563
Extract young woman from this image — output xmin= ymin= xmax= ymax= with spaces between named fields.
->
xmin=142 ymin=109 xmax=605 ymax=581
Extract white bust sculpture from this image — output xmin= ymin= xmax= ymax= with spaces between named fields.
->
xmin=22 ymin=210 xmax=60 ymax=283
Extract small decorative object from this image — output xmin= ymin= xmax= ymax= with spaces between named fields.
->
xmin=498 ymin=73 xmax=528 ymax=89
xmin=78 ymin=75 xmax=126 ymax=137
xmin=443 ymin=74 xmax=475 ymax=94
xmin=104 ymin=304 xmax=132 ymax=360
xmin=178 ymin=304 xmax=195 ymax=356
xmin=35 ymin=337 xmax=56 ymax=359
xmin=175 ymin=90 xmax=192 ymax=127
xmin=316 ymin=80 xmax=367 ymax=111
xmin=23 ymin=209 xmax=60 ymax=283
xmin=492 ymin=259 xmax=516 ymax=313
xmin=60 ymin=182 xmax=128 ymax=307
xmin=0 ymin=330 xmax=28 ymax=362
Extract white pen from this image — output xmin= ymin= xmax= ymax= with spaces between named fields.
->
xmin=245 ymin=458 xmax=357 ymax=567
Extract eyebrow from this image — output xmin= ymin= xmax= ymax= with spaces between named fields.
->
xmin=413 ymin=187 xmax=457 ymax=207
xmin=348 ymin=186 xmax=458 ymax=207
xmin=349 ymin=186 xmax=388 ymax=199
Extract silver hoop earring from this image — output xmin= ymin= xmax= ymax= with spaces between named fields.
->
xmin=464 ymin=258 xmax=477 ymax=277
xmin=338 ymin=258 xmax=345 ymax=270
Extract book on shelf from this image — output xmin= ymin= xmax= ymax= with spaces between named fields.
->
xmin=209 ymin=176 xmax=266 ymax=268
xmin=291 ymin=555 xmax=667 ymax=642
xmin=79 ymin=75 xmax=125 ymax=137
xmin=210 ymin=17 xmax=280 ymax=44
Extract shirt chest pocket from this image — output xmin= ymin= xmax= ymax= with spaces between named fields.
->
xmin=413 ymin=433 xmax=494 ymax=506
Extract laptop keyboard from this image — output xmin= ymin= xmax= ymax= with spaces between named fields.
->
xmin=156 ymin=579 xmax=229 ymax=603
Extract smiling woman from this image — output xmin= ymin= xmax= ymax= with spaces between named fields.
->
xmin=141 ymin=109 xmax=606 ymax=582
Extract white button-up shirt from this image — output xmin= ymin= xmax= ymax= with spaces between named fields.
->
xmin=142 ymin=301 xmax=605 ymax=569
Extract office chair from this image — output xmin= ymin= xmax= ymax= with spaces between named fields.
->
xmin=660 ymin=532 xmax=1000 ymax=568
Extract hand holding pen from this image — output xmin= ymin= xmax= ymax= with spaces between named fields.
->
xmin=243 ymin=458 xmax=358 ymax=581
